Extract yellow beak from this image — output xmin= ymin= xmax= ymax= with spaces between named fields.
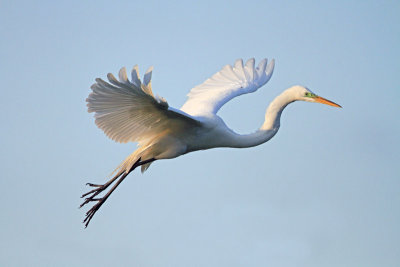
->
xmin=314 ymin=96 xmax=342 ymax=108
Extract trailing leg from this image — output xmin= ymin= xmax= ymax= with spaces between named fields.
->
xmin=80 ymin=158 xmax=155 ymax=228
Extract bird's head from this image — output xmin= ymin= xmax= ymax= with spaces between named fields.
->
xmin=290 ymin=85 xmax=342 ymax=108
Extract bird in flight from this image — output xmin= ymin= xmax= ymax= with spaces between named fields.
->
xmin=80 ymin=58 xmax=341 ymax=227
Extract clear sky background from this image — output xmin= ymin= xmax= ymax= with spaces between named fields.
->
xmin=1 ymin=0 xmax=399 ymax=266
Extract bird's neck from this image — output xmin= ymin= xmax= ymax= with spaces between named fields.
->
xmin=226 ymin=89 xmax=295 ymax=148
xmin=262 ymin=89 xmax=295 ymax=130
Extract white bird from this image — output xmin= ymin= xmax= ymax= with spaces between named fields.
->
xmin=81 ymin=58 xmax=341 ymax=227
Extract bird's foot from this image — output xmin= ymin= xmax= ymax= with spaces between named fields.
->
xmin=80 ymin=182 xmax=109 ymax=208
xmin=80 ymin=158 xmax=155 ymax=227
xmin=80 ymin=182 xmax=112 ymax=227
xmin=82 ymin=197 xmax=104 ymax=227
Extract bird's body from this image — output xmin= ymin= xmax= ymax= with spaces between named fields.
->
xmin=81 ymin=58 xmax=341 ymax=227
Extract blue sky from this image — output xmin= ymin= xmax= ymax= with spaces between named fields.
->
xmin=1 ymin=0 xmax=399 ymax=266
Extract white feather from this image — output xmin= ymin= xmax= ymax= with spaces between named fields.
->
xmin=82 ymin=58 xmax=342 ymax=227
xmin=180 ymin=58 xmax=275 ymax=116
xmin=87 ymin=67 xmax=200 ymax=144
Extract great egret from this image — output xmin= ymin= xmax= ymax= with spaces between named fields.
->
xmin=81 ymin=58 xmax=341 ymax=227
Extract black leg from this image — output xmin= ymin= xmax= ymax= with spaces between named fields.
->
xmin=80 ymin=158 xmax=155 ymax=228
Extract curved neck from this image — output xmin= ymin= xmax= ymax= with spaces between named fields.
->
xmin=262 ymin=89 xmax=295 ymax=130
xmin=225 ymin=89 xmax=296 ymax=148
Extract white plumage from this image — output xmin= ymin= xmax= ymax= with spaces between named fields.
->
xmin=181 ymin=58 xmax=274 ymax=116
xmin=87 ymin=66 xmax=199 ymax=144
xmin=81 ymin=58 xmax=341 ymax=227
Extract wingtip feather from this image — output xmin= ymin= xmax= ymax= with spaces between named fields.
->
xmin=266 ymin=59 xmax=275 ymax=76
xmin=245 ymin=58 xmax=255 ymax=80
xmin=131 ymin=65 xmax=141 ymax=86
xmin=118 ymin=67 xmax=128 ymax=83
xmin=234 ymin=58 xmax=244 ymax=69
xmin=143 ymin=66 xmax=153 ymax=86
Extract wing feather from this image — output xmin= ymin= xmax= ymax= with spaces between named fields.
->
xmin=87 ymin=67 xmax=201 ymax=144
xmin=143 ymin=66 xmax=153 ymax=87
xmin=181 ymin=58 xmax=275 ymax=116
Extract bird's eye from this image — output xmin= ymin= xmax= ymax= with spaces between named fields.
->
xmin=305 ymin=92 xmax=310 ymax=97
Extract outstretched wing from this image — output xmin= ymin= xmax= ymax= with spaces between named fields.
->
xmin=180 ymin=58 xmax=275 ymax=116
xmin=87 ymin=66 xmax=201 ymax=144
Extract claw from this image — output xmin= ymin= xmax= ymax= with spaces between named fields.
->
xmin=81 ymin=188 xmax=102 ymax=198
xmin=86 ymin=183 xmax=102 ymax=187
xmin=80 ymin=177 xmax=121 ymax=227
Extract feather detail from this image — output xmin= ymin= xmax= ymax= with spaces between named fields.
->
xmin=181 ymin=58 xmax=275 ymax=116
xmin=87 ymin=66 xmax=200 ymax=145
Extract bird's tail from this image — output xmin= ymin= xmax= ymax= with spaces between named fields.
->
xmin=110 ymin=146 xmax=154 ymax=177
